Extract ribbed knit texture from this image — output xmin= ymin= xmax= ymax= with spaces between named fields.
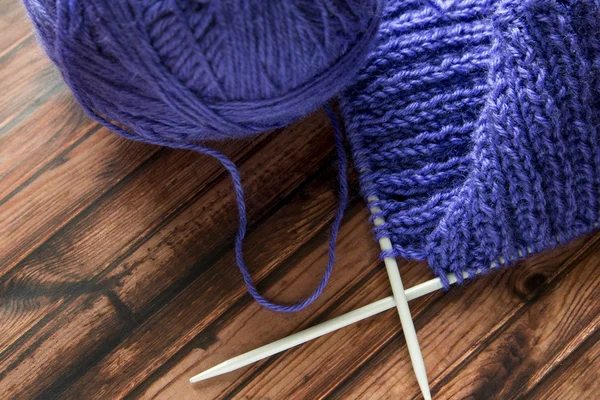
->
xmin=341 ymin=0 xmax=600 ymax=287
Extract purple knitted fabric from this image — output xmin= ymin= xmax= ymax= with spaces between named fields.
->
xmin=341 ymin=0 xmax=600 ymax=287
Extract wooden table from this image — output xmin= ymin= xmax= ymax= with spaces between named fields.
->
xmin=1 ymin=2 xmax=599 ymax=399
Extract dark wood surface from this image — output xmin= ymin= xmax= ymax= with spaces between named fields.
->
xmin=1 ymin=2 xmax=599 ymax=399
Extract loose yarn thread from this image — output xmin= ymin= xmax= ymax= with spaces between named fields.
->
xmin=24 ymin=0 xmax=381 ymax=312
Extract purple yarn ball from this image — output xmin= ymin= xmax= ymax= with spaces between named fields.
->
xmin=24 ymin=0 xmax=381 ymax=142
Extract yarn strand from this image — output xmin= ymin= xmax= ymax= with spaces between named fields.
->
xmin=234 ymin=104 xmax=348 ymax=312
xmin=83 ymin=102 xmax=347 ymax=312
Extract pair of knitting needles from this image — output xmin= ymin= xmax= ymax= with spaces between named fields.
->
xmin=190 ymin=197 xmax=477 ymax=399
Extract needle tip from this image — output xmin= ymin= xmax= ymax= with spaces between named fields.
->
xmin=421 ymin=383 xmax=432 ymax=400
xmin=190 ymin=363 xmax=224 ymax=383
xmin=189 ymin=373 xmax=208 ymax=383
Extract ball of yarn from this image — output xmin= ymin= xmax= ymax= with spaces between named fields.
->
xmin=24 ymin=0 xmax=381 ymax=142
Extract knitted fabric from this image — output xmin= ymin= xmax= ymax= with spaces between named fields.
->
xmin=341 ymin=0 xmax=600 ymax=287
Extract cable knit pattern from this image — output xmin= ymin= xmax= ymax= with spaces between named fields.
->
xmin=341 ymin=0 xmax=600 ymax=287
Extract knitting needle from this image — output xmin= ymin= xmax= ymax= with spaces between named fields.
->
xmin=189 ymin=270 xmax=472 ymax=383
xmin=368 ymin=196 xmax=431 ymax=400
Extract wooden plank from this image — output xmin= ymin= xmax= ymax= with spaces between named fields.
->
xmin=0 ymin=0 xmax=31 ymax=56
xmin=319 ymin=234 xmax=600 ymax=400
xmin=0 ymin=111 xmax=336 ymax=397
xmin=218 ymin=261 xmax=433 ymax=400
xmin=62 ymin=200 xmax=383 ymax=399
xmin=0 ymin=88 xmax=96 ymax=200
xmin=0 ymin=24 xmax=90 ymax=202
xmin=0 ymin=297 xmax=67 ymax=355
xmin=525 ymin=329 xmax=600 ymax=400
xmin=0 ymin=294 xmax=126 ymax=399
xmin=0 ymin=134 xmax=267 ymax=353
xmin=0 ymin=32 xmax=57 ymax=129
xmin=1 ymin=112 xmax=328 ymax=331
xmin=0 ymin=129 xmax=157 ymax=275
xmin=435 ymin=241 xmax=599 ymax=399
xmin=3 ymin=134 xmax=266 ymax=285
xmin=92 ymin=201 xmax=432 ymax=399
xmin=105 ymin=114 xmax=334 ymax=314
xmin=55 ymin=152 xmax=353 ymax=397
xmin=0 ymin=6 xmax=87 ymax=229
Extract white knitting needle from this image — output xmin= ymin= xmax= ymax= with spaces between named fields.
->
xmin=189 ymin=270 xmax=474 ymax=383
xmin=368 ymin=196 xmax=431 ymax=400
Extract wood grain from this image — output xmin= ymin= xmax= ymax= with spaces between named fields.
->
xmin=525 ymin=329 xmax=600 ymax=400
xmin=0 ymin=3 xmax=31 ymax=56
xmin=1 ymin=1 xmax=599 ymax=399
xmin=326 ymin=234 xmax=600 ymax=400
